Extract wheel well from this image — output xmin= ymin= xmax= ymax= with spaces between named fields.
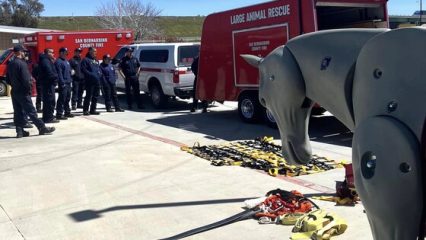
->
xmin=148 ymin=77 xmax=160 ymax=91
xmin=238 ymin=90 xmax=258 ymax=101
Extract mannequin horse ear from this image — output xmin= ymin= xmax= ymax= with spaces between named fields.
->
xmin=240 ymin=54 xmax=262 ymax=68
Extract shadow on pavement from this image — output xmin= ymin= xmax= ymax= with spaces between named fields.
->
xmin=148 ymin=108 xmax=281 ymax=141
xmin=0 ymin=121 xmax=15 ymax=130
xmin=148 ymin=105 xmax=352 ymax=146
xmin=69 ymin=197 xmax=257 ymax=222
xmin=309 ymin=115 xmax=352 ymax=147
xmin=85 ymin=91 xmax=352 ymax=146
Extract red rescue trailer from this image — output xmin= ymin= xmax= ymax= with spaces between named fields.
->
xmin=196 ymin=0 xmax=388 ymax=126
xmin=23 ymin=30 xmax=134 ymax=64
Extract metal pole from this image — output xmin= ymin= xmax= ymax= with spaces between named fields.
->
xmin=118 ymin=0 xmax=122 ymax=29
xmin=421 ymin=0 xmax=423 ymax=25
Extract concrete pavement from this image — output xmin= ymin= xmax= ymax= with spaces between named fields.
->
xmin=0 ymin=95 xmax=371 ymax=240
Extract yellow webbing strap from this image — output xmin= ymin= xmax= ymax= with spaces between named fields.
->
xmin=180 ymin=145 xmax=192 ymax=153
xmin=279 ymin=212 xmax=306 ymax=225
xmin=312 ymin=196 xmax=357 ymax=206
xmin=291 ymin=209 xmax=347 ymax=240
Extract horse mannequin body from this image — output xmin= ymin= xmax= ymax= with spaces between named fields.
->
xmin=242 ymin=28 xmax=426 ymax=239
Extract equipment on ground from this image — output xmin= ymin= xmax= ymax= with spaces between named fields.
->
xmin=181 ymin=137 xmax=342 ymax=177
xmin=160 ymin=189 xmax=320 ymax=240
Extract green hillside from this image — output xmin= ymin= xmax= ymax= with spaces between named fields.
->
xmin=38 ymin=16 xmax=205 ymax=38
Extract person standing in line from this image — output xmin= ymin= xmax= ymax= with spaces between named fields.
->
xmin=6 ymin=45 xmax=55 ymax=138
xmin=81 ymin=47 xmax=102 ymax=115
xmin=118 ymin=47 xmax=144 ymax=110
xmin=190 ymin=55 xmax=207 ymax=113
xmin=55 ymin=47 xmax=74 ymax=119
xmin=6 ymin=53 xmax=34 ymax=129
xmin=70 ymin=48 xmax=84 ymax=110
xmin=39 ymin=48 xmax=59 ymax=123
xmin=100 ymin=54 xmax=124 ymax=112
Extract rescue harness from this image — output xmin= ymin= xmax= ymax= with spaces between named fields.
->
xmin=160 ymin=189 xmax=326 ymax=240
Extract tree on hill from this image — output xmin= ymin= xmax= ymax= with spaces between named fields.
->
xmin=95 ymin=0 xmax=163 ymax=41
xmin=0 ymin=0 xmax=44 ymax=27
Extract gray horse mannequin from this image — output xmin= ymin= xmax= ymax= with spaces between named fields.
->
xmin=242 ymin=27 xmax=426 ymax=239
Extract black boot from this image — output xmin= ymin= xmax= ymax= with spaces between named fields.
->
xmin=39 ymin=126 xmax=55 ymax=135
xmin=16 ymin=127 xmax=30 ymax=138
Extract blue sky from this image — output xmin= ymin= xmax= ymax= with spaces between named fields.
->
xmin=40 ymin=0 xmax=421 ymax=17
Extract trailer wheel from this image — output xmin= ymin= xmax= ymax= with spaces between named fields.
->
xmin=238 ymin=92 xmax=263 ymax=123
xmin=264 ymin=108 xmax=278 ymax=128
xmin=150 ymin=83 xmax=168 ymax=108
xmin=0 ymin=81 xmax=7 ymax=96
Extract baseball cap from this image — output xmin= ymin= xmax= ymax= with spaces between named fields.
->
xmin=125 ymin=47 xmax=134 ymax=52
xmin=59 ymin=47 xmax=68 ymax=53
xmin=103 ymin=54 xmax=111 ymax=59
xmin=74 ymin=48 xmax=82 ymax=52
xmin=13 ymin=45 xmax=25 ymax=52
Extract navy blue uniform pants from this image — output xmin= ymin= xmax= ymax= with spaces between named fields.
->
xmin=83 ymin=80 xmax=100 ymax=113
xmin=192 ymin=77 xmax=207 ymax=109
xmin=35 ymin=79 xmax=42 ymax=110
xmin=102 ymin=81 xmax=120 ymax=110
xmin=71 ymin=79 xmax=84 ymax=107
xmin=41 ymin=84 xmax=56 ymax=122
xmin=12 ymin=93 xmax=45 ymax=133
xmin=125 ymin=76 xmax=141 ymax=107
xmin=56 ymin=83 xmax=71 ymax=116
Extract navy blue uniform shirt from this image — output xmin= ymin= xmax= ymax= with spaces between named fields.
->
xmin=38 ymin=54 xmax=58 ymax=85
xmin=6 ymin=57 xmax=32 ymax=95
xmin=55 ymin=57 xmax=72 ymax=85
xmin=100 ymin=62 xmax=117 ymax=84
xmin=81 ymin=55 xmax=102 ymax=82
xmin=69 ymin=56 xmax=83 ymax=80
xmin=119 ymin=56 xmax=140 ymax=77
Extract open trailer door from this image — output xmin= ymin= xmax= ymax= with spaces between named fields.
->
xmin=315 ymin=0 xmax=388 ymax=30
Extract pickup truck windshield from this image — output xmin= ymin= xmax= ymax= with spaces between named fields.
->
xmin=178 ymin=45 xmax=200 ymax=67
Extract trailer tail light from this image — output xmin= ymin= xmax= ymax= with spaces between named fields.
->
xmin=173 ymin=70 xmax=186 ymax=83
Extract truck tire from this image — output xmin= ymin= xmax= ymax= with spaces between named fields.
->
xmin=150 ymin=83 xmax=168 ymax=108
xmin=0 ymin=80 xmax=7 ymax=96
xmin=264 ymin=108 xmax=278 ymax=128
xmin=238 ymin=92 xmax=263 ymax=123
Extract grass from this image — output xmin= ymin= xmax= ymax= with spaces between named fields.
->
xmin=38 ymin=16 xmax=205 ymax=38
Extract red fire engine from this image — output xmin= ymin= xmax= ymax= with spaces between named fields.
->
xmin=0 ymin=30 xmax=133 ymax=96
xmin=196 ymin=0 xmax=388 ymax=126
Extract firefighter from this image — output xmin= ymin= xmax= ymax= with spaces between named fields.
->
xmin=81 ymin=47 xmax=102 ymax=115
xmin=100 ymin=54 xmax=124 ymax=112
xmin=190 ymin=56 xmax=207 ymax=113
xmin=39 ymin=48 xmax=59 ymax=123
xmin=7 ymin=45 xmax=55 ymax=138
xmin=118 ymin=47 xmax=144 ymax=110
xmin=55 ymin=47 xmax=74 ymax=119
xmin=70 ymin=48 xmax=84 ymax=110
